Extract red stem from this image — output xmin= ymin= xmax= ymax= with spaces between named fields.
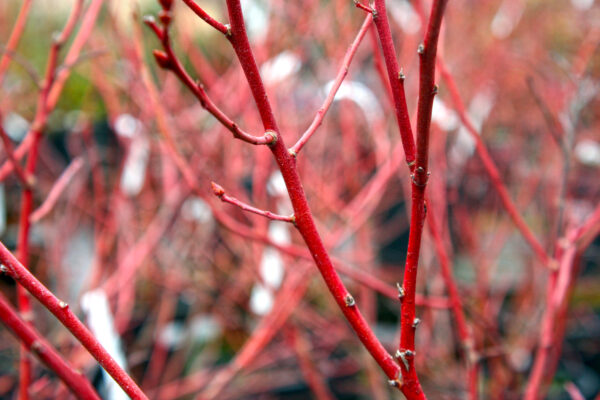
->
xmin=180 ymin=0 xmax=230 ymax=35
xmin=398 ymin=1 xmax=448 ymax=398
xmin=223 ymin=0 xmax=402 ymax=382
xmin=525 ymin=230 xmax=584 ymax=399
xmin=0 ymin=134 xmax=34 ymax=183
xmin=144 ymin=20 xmax=273 ymax=146
xmin=372 ymin=0 xmax=416 ymax=168
xmin=0 ymin=242 xmax=148 ymax=400
xmin=0 ymin=292 xmax=101 ymax=400
xmin=15 ymin=2 xmax=84 ymax=395
xmin=213 ymin=206 xmax=451 ymax=308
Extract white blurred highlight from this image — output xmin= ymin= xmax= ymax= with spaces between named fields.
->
xmin=182 ymin=197 xmax=214 ymax=225
xmin=575 ymin=139 xmax=600 ymax=166
xmin=261 ymin=51 xmax=301 ymax=85
xmin=324 ymin=80 xmax=383 ymax=124
xmin=81 ymin=289 xmax=128 ymax=400
xmin=571 ymin=0 xmax=594 ymax=10
xmin=249 ymin=180 xmax=291 ymax=315
xmin=2 ymin=112 xmax=29 ymax=142
xmin=115 ymin=114 xmax=149 ymax=196
xmin=114 ymin=114 xmax=141 ymax=139
xmin=491 ymin=0 xmax=525 ymax=39
xmin=120 ymin=136 xmax=149 ymax=196
xmin=390 ymin=0 xmax=421 ymax=34
xmin=242 ymin=0 xmax=270 ymax=40
xmin=432 ymin=98 xmax=460 ymax=131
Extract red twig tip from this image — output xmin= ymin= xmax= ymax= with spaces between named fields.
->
xmin=152 ymin=49 xmax=171 ymax=69
xmin=354 ymin=1 xmax=374 ymax=14
xmin=211 ymin=181 xmax=225 ymax=197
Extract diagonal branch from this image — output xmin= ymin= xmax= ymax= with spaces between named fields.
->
xmin=290 ymin=14 xmax=373 ymax=156
xmin=144 ymin=17 xmax=275 ymax=146
xmin=0 ymin=242 xmax=148 ymax=399
xmin=181 ymin=0 xmax=230 ymax=35
xmin=0 ymin=292 xmax=101 ymax=400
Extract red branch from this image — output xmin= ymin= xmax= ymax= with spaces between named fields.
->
xmin=180 ymin=0 xmax=230 ymax=35
xmin=0 ymin=243 xmax=148 ymax=399
xmin=0 ymin=292 xmax=101 ymax=400
xmin=211 ymin=182 xmax=295 ymax=223
xmin=426 ymin=196 xmax=478 ymax=399
xmin=144 ymin=17 xmax=274 ymax=146
xmin=148 ymin=0 xmax=403 ymax=386
xmin=372 ymin=0 xmax=416 ymax=168
xmin=397 ymin=1 xmax=448 ymax=398
xmin=223 ymin=0 xmax=401 ymax=383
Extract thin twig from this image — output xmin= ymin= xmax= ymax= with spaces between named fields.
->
xmin=211 ymin=182 xmax=295 ymax=223
xmin=181 ymin=0 xmax=230 ymax=35
xmin=290 ymin=14 xmax=373 ymax=157
xmin=30 ymin=157 xmax=85 ymax=222
xmin=372 ymin=0 xmax=416 ymax=168
xmin=144 ymin=18 xmax=274 ymax=146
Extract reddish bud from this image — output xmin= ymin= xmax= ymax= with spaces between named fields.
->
xmin=152 ymin=50 xmax=171 ymax=70
xmin=211 ymin=182 xmax=225 ymax=197
xmin=158 ymin=10 xmax=172 ymax=26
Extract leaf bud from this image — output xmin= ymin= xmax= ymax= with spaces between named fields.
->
xmin=152 ymin=50 xmax=172 ymax=70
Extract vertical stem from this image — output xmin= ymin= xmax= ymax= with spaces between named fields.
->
xmin=372 ymin=0 xmax=416 ymax=167
xmin=15 ymin=25 xmax=62 ymax=399
xmin=398 ymin=1 xmax=448 ymax=398
xmin=16 ymin=184 xmax=33 ymax=400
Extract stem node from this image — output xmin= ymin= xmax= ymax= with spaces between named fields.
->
xmin=398 ymin=68 xmax=405 ymax=81
xmin=396 ymin=282 xmax=405 ymax=300
xmin=344 ymin=294 xmax=356 ymax=307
